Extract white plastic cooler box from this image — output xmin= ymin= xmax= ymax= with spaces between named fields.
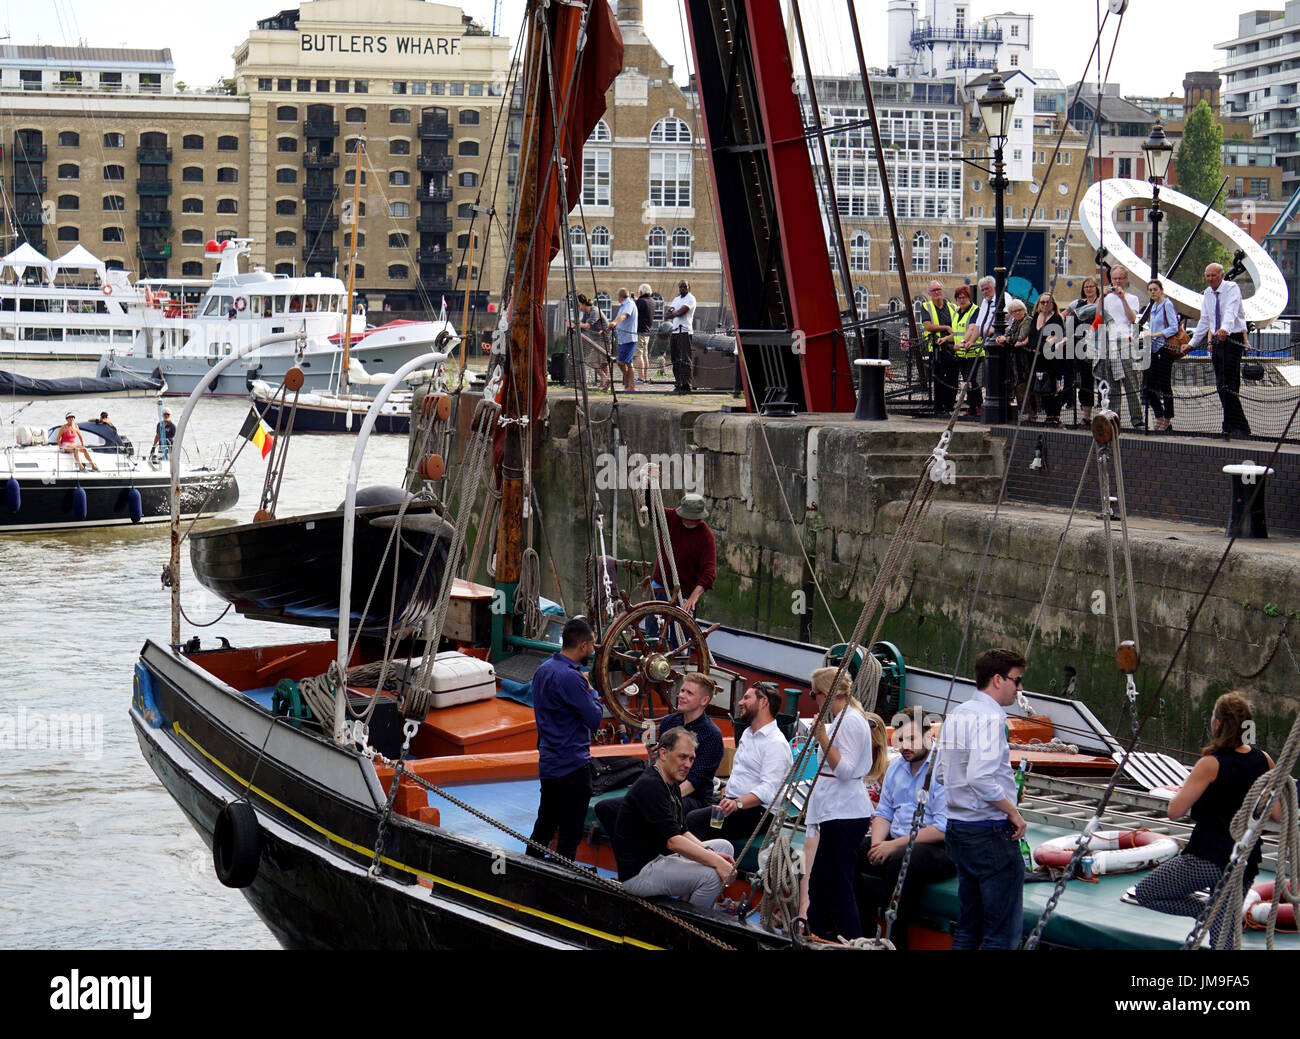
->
xmin=395 ymin=651 xmax=497 ymax=709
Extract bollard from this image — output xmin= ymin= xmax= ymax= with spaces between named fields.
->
xmin=853 ymin=358 xmax=890 ymax=422
xmin=1222 ymin=462 xmax=1274 ymax=539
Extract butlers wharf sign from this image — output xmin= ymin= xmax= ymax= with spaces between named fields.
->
xmin=300 ymin=33 xmax=463 ymax=56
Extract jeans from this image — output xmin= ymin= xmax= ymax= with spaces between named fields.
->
xmin=622 ymin=838 xmax=733 ymax=908
xmin=854 ymin=835 xmax=956 ymax=948
xmin=945 ymin=820 xmax=1025 ymax=950
xmin=527 ymin=763 xmax=591 ymax=862
xmin=807 ymin=816 xmax=873 ymax=941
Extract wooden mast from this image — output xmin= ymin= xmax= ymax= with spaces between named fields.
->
xmin=340 ymin=138 xmax=364 ymax=395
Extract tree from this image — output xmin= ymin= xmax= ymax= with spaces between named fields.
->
xmin=1163 ymin=100 xmax=1231 ymax=278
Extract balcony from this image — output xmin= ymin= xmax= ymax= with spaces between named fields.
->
xmin=425 ymin=185 xmax=453 ymax=203
xmin=302 ymin=246 xmax=338 ymax=263
xmin=947 ymin=55 xmax=998 ymax=71
xmin=15 ymin=207 xmax=44 ymax=226
xmin=417 ymin=248 xmax=450 ymax=264
xmin=304 ymin=119 xmax=340 ymax=137
xmin=302 ymin=152 xmax=340 ymax=169
xmin=136 ymin=180 xmax=173 ymax=196
xmin=419 ymin=116 xmax=452 ymax=139
xmin=417 ymin=275 xmax=451 ymax=294
xmin=136 ymin=147 xmax=173 ymax=164
xmin=417 ymin=215 xmax=452 ymax=233
xmin=302 ymin=213 xmax=339 ymax=232
xmin=19 ymin=235 xmax=45 ymax=252
xmin=14 ymin=173 xmax=47 ymax=194
xmin=910 ymin=24 xmax=1002 ymax=47
xmin=303 ymin=183 xmax=339 ymax=200
xmin=13 ymin=141 xmax=47 ymax=162
xmin=417 ymin=153 xmax=454 ymax=172
xmin=136 ymin=244 xmax=172 ymax=261
xmin=136 ymin=210 xmax=172 ymax=227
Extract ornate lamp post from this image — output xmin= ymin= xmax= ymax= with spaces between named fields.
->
xmin=978 ymin=74 xmax=1016 ymax=424
xmin=1143 ymin=121 xmax=1173 ymax=277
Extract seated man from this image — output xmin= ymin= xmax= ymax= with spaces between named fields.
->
xmin=855 ymin=708 xmax=955 ymax=948
xmin=615 ymin=727 xmax=735 ymax=909
xmin=685 ymin=683 xmax=792 ymax=845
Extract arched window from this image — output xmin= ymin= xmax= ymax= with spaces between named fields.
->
xmin=389 ymin=170 xmax=410 ymax=186
xmin=650 ymin=117 xmax=691 ymax=144
xmin=582 ymin=128 xmax=611 ymax=207
xmin=889 ymin=241 xmax=898 ymax=272
xmin=345 ymin=107 xmax=366 ymax=123
xmin=388 ymin=201 xmax=410 ymax=218
xmin=671 ymin=227 xmax=692 ymax=267
xmin=1053 ymin=237 xmax=1070 ymax=276
xmin=57 ymin=194 xmax=79 ymax=210
xmin=182 ymin=198 xmax=204 ymax=214
xmin=458 ymin=171 xmax=478 ymax=187
xmin=388 ymin=264 xmax=409 ymax=280
xmin=343 ymin=169 xmax=367 ymax=185
xmin=276 ymin=167 xmax=297 ymax=184
xmin=850 ymin=230 xmax=871 ymax=272
xmin=938 ymin=234 xmax=953 ymax=274
xmin=390 ymin=108 xmax=412 ymax=124
xmin=588 ymin=120 xmax=611 ymax=143
xmin=102 ymin=195 xmax=125 ymax=212
xmin=458 ymin=140 xmax=479 ymax=156
xmin=388 ymin=232 xmax=408 ymax=249
xmin=182 ymin=262 xmax=204 ymax=276
xmin=103 ymin=132 xmax=125 ymax=148
xmin=458 ymin=109 xmax=480 ymax=125
xmin=589 ymin=225 xmax=610 ymax=268
xmin=102 ymin=227 xmax=125 ymax=243
xmin=275 ymin=262 xmax=295 ymax=276
xmin=181 ymin=228 xmax=204 ymax=245
xmin=389 ymin=139 xmax=411 ymax=155
xmin=217 ymin=168 xmax=238 ymax=183
xmin=594 ymin=291 xmax=612 ymax=318
xmin=457 ymin=203 xmax=474 ymax=218
xmin=217 ymin=199 xmax=238 ymax=214
xmin=102 ymin=165 xmax=125 ymax=181
xmin=277 ymin=136 xmax=298 ymax=152
xmin=853 ymin=285 xmax=869 ymax=319
xmin=649 ymin=125 xmax=691 ymax=208
xmin=58 ymin=131 xmax=79 ymax=147
xmin=277 ymin=105 xmax=298 ymax=121
xmin=140 ymin=131 xmax=167 ymax=149
xmin=345 ymin=137 xmax=362 ymax=153
xmin=911 ymin=231 xmax=931 ymax=273
xmin=181 ymin=134 xmax=203 ymax=149
xmin=218 ymin=135 xmax=238 ymax=151
xmin=57 ymin=226 xmax=79 ymax=242
xmin=275 ymin=199 xmax=296 ymax=215
xmin=647 ymin=226 xmax=667 ymax=268
xmin=58 ymin=163 xmax=79 ymax=180
xmin=569 ymin=224 xmax=588 ymax=266
xmin=182 ymin=166 xmax=203 ymax=182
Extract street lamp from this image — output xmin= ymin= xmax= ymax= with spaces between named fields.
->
xmin=978 ymin=73 xmax=1016 ymax=424
xmin=1143 ymin=121 xmax=1173 ymax=277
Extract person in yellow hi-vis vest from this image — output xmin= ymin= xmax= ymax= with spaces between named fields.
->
xmin=922 ymin=280 xmax=960 ymax=417
xmin=949 ymin=284 xmax=980 ymax=415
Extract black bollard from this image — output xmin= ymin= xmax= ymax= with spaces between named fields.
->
xmin=854 ymin=358 xmax=890 ymax=421
xmin=1222 ymin=462 xmax=1273 ymax=539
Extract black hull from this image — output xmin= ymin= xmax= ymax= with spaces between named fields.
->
xmin=260 ymin=399 xmax=410 ymax=436
xmin=132 ymin=643 xmax=782 ymax=950
xmin=0 ymin=472 xmax=238 ymax=532
xmin=189 ymin=501 xmax=453 ymax=635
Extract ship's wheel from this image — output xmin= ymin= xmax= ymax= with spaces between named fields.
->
xmin=593 ymin=600 xmax=712 ymax=731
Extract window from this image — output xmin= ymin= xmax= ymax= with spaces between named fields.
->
xmin=469 ymin=83 xmax=483 ymax=97
xmin=589 ymin=225 xmax=611 ymax=268
xmin=458 ymin=140 xmax=479 ymax=156
xmin=1117 ymin=157 xmax=1133 ymax=178
xmin=1013 ymin=118 xmax=1023 ymax=131
xmin=275 ymin=230 xmax=297 ymax=246
xmin=671 ymin=227 xmax=692 ymax=267
xmin=316 ymin=79 xmax=330 ymax=93
xmin=103 ymin=165 xmax=125 ymax=181
xmin=182 ymin=261 xmax=204 ymax=276
xmin=58 ymin=163 xmax=80 ymax=181
xmin=854 ymin=285 xmax=869 ymax=319
xmin=103 ymin=195 xmax=125 ymax=212
xmin=259 ymin=78 xmax=273 ymax=91
xmin=589 ymin=120 xmax=611 ymax=143
xmin=343 ymin=169 xmax=367 ymax=185
xmin=354 ymin=80 xmax=369 ymax=94
xmin=457 ymin=203 xmax=474 ymax=218
xmin=1009 ymin=53 xmax=1019 ymax=67
xmin=390 ymin=108 xmax=411 ymax=124
xmin=58 ymin=131 xmax=79 ymax=147
xmin=277 ymin=136 xmax=298 ymax=153
xmin=102 ymin=227 xmax=124 ymax=243
xmin=569 ymin=225 xmax=588 ymax=266
xmin=218 ymin=136 xmax=238 ymax=151
xmin=181 ymin=228 xmax=204 ymax=244
xmin=938 ymin=234 xmax=953 ymax=274
xmin=456 ymin=232 xmax=478 ymax=250
xmin=649 ymin=151 xmax=691 ymax=207
xmin=889 ymin=241 xmax=898 ymax=272
xmin=343 ymin=232 xmax=366 ymax=248
xmin=277 ymin=78 xmax=291 ymax=91
xmin=1053 ymin=237 xmax=1070 ymax=276
xmin=1015 ymin=88 xmax=1024 ymax=100
xmin=393 ymin=82 xmax=407 ymax=95
xmin=389 ymin=139 xmax=411 ymax=155
xmin=182 ymin=134 xmax=203 ymax=150
xmin=277 ymin=105 xmax=297 ymax=121
xmin=216 ymin=230 xmax=237 ymax=242
xmin=103 ymin=132 xmax=125 ymax=149
xmin=56 ymin=194 xmax=78 ymax=211
xmin=459 ymin=109 xmax=480 ymax=125
xmin=57 ymin=226 xmax=79 ymax=242
xmin=297 ymin=78 xmax=311 ymax=92
xmin=388 ymin=201 xmax=410 ymax=218
xmin=275 ymin=199 xmax=296 ymax=215
xmin=850 ymin=231 xmax=871 ymax=272
xmin=459 ymin=171 xmax=478 ymax=187
xmin=276 ymin=167 xmax=297 ymax=184
xmin=594 ymin=291 xmax=612 ymax=318
xmin=335 ymin=80 xmax=349 ymax=94
xmin=217 ymin=168 xmax=238 ymax=183
xmin=389 ymin=170 xmax=411 ymax=186
xmin=1011 ymin=24 xmax=1020 ymax=37
xmin=388 ymin=232 xmax=409 ymax=248
xmin=217 ymin=199 xmax=238 ymax=214
xmin=650 ymin=117 xmax=692 ymax=144
xmin=181 ymin=197 xmax=203 ymax=213
xmin=582 ymin=140 xmax=611 ymax=207
xmin=912 ymin=231 xmax=931 ymax=273
xmin=345 ymin=137 xmax=362 ymax=153
xmin=449 ymin=83 xmax=464 ymax=96
xmin=275 ymin=263 xmax=294 ymax=276
xmin=346 ymin=107 xmax=366 ymax=123
xmin=647 ymin=225 xmax=667 ymax=268
xmin=412 ymin=82 xmax=426 ymax=95
xmin=388 ymin=264 xmax=409 ymax=280
xmin=182 ymin=167 xmax=204 ymax=183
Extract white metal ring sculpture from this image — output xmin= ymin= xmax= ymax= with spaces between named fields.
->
xmin=1079 ymin=178 xmax=1289 ymax=328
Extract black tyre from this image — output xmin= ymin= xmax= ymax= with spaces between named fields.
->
xmin=213 ymin=800 xmax=260 ymax=888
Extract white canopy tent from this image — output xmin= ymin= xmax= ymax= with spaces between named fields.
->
xmin=47 ymin=244 xmax=106 ymax=283
xmin=0 ymin=242 xmax=51 ymax=282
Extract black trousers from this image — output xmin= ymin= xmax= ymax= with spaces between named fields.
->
xmin=957 ymin=354 xmax=983 ymax=413
xmin=684 ymin=803 xmax=769 ymax=845
xmin=1073 ymin=356 xmax=1094 ymax=410
xmin=670 ymin=331 xmax=694 ymax=391
xmin=527 ymin=763 xmax=592 ymax=861
xmin=1144 ymin=348 xmax=1175 ymax=420
xmin=932 ymin=348 xmax=958 ymax=415
xmin=1213 ymin=335 xmax=1251 ymax=435
xmin=807 ymin=816 xmax=872 ymax=941
xmin=854 ymin=835 xmax=956 ymax=948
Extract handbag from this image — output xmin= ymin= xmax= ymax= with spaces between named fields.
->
xmin=1163 ymin=299 xmax=1192 ymax=358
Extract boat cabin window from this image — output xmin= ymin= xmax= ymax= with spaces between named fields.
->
xmin=289 ymin=295 xmax=304 ymax=313
xmin=274 ymin=295 xmax=286 ymax=315
xmin=304 ymin=295 xmax=317 ymax=312
xmin=202 ymin=295 xmax=219 ymax=316
xmin=330 ymin=294 xmax=341 ymax=312
xmin=260 ymin=297 xmax=273 ymax=317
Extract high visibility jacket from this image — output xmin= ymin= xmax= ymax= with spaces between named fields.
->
xmin=922 ymin=299 xmax=959 ymax=354
xmin=953 ymin=304 xmax=982 ymax=358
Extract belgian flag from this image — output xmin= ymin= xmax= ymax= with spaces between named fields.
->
xmin=238 ymin=407 xmax=274 ymax=459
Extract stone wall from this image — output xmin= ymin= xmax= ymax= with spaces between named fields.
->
xmin=526 ymin=398 xmax=1300 ymax=759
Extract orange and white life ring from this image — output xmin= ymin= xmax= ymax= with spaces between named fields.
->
xmin=235 ymin=296 xmax=247 ymax=312
xmin=1243 ymin=880 xmax=1299 ymax=931
xmin=102 ymin=284 xmax=113 ymax=296
xmin=1033 ymin=829 xmax=1178 ymax=875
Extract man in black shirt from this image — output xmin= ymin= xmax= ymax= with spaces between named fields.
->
xmin=635 ymin=283 xmax=654 ymax=384
xmin=615 ymin=727 xmax=735 ymax=909
xmin=656 ymin=672 xmax=723 ymax=814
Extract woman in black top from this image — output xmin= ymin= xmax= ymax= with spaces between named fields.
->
xmin=1134 ymin=692 xmax=1281 ymax=943
xmin=1026 ymin=293 xmax=1066 ymax=425
xmin=1063 ymin=276 xmax=1100 ymax=425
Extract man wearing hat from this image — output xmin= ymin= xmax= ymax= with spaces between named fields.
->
xmin=151 ymin=409 xmax=176 ymax=455
xmin=651 ymin=492 xmax=716 ymax=623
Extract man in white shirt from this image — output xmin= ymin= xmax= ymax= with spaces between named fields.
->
xmin=686 ymin=684 xmax=792 ymax=843
xmin=667 ymin=279 xmax=697 ymax=394
xmin=1099 ymin=267 xmax=1144 ymax=428
xmin=960 ymin=276 xmax=1014 ymax=416
xmin=935 ymin=647 xmax=1028 ymax=950
xmin=1189 ymin=263 xmax=1251 ymax=437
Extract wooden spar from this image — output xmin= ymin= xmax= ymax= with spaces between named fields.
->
xmin=340 ymin=139 xmax=365 ymax=395
xmin=460 ymin=228 xmax=475 ymax=375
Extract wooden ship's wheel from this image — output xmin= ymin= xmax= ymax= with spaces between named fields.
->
xmin=592 ymin=600 xmax=712 ymax=731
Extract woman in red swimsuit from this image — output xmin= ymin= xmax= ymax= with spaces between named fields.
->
xmin=58 ymin=412 xmax=99 ymax=472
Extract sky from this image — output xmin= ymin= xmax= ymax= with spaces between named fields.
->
xmin=5 ymin=0 xmax=1245 ymax=98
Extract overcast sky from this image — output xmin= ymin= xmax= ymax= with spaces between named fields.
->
xmin=8 ymin=0 xmax=1243 ymax=98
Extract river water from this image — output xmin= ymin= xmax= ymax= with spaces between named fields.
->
xmin=0 ymin=363 xmax=410 ymax=948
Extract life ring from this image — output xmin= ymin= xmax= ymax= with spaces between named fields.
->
xmin=235 ymin=296 xmax=247 ymax=312
xmin=102 ymin=284 xmax=113 ymax=296
xmin=1243 ymin=880 xmax=1299 ymax=931
xmin=1033 ymin=829 xmax=1178 ymax=875
xmin=212 ymin=799 xmax=261 ymax=888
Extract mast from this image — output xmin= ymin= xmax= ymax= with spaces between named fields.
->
xmin=340 ymin=139 xmax=364 ymax=395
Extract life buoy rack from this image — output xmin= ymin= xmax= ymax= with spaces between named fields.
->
xmin=102 ymin=284 xmax=113 ymax=296
xmin=1033 ymin=829 xmax=1178 ymax=875
xmin=1243 ymin=880 xmax=1299 ymax=931
xmin=235 ymin=296 xmax=247 ymax=312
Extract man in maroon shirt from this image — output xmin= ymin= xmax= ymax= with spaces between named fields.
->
xmin=651 ymin=492 xmax=716 ymax=617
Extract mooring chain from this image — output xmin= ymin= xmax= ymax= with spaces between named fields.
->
xmin=1211 ymin=615 xmax=1288 ymax=681
xmin=369 ymin=719 xmax=420 ymax=881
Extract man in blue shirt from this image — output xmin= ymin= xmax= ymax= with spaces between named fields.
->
xmin=854 ymin=708 xmax=955 ymax=948
xmin=527 ymin=616 xmax=603 ymax=861
xmin=610 ymin=287 xmax=639 ymax=393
